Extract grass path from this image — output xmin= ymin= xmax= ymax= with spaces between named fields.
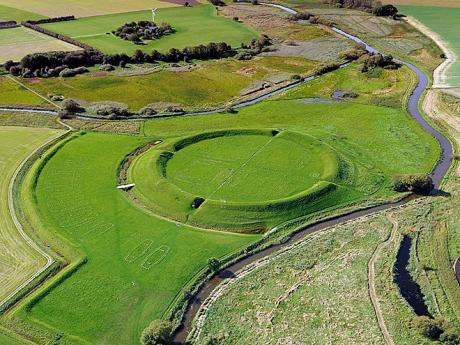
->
xmin=368 ymin=214 xmax=397 ymax=345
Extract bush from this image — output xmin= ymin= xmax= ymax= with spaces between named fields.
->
xmin=207 ymin=257 xmax=221 ymax=272
xmin=288 ymin=11 xmax=312 ymax=21
xmin=313 ymin=63 xmax=341 ymax=76
xmin=139 ymin=106 xmax=158 ymax=116
xmin=373 ymin=4 xmax=398 ymax=17
xmin=413 ymin=316 xmax=443 ymax=340
xmin=440 ymin=328 xmax=460 ymax=344
xmin=99 ymin=64 xmax=115 ymax=71
xmin=59 ymin=67 xmax=88 ymax=77
xmin=140 ymin=320 xmax=173 ymax=345
xmin=392 ymin=174 xmax=434 ymax=195
xmin=339 ymin=44 xmax=368 ymax=61
xmin=62 ymin=99 xmax=83 ymax=114
xmin=233 ymin=16 xmax=239 ymax=21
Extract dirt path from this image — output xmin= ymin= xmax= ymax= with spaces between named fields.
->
xmin=368 ymin=214 xmax=397 ymax=345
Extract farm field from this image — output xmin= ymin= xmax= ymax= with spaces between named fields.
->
xmin=22 ymin=56 xmax=319 ymax=112
xmin=0 ymin=4 xmax=46 ymax=22
xmin=40 ymin=5 xmax=258 ymax=55
xmin=0 ymin=26 xmax=80 ymax=64
xmin=398 ymin=5 xmax=460 ymax=87
xmin=0 ymin=0 xmax=178 ymax=18
xmin=0 ymin=126 xmax=61 ymax=308
xmin=384 ymin=0 xmax=460 ymax=7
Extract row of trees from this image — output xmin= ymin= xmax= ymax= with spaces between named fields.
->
xmin=4 ymin=41 xmax=233 ymax=78
xmin=322 ymin=0 xmax=399 ymax=17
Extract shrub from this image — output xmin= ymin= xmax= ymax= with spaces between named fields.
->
xmin=413 ymin=316 xmax=443 ymax=340
xmin=139 ymin=106 xmax=158 ymax=116
xmin=339 ymin=44 xmax=368 ymax=61
xmin=313 ymin=63 xmax=341 ymax=76
xmin=62 ymin=99 xmax=83 ymax=114
xmin=288 ymin=11 xmax=312 ymax=21
xmin=207 ymin=257 xmax=221 ymax=272
xmin=209 ymin=0 xmax=225 ymax=5
xmin=3 ymin=60 xmax=15 ymax=71
xmin=59 ymin=67 xmax=88 ymax=77
xmin=99 ymin=64 xmax=115 ymax=71
xmin=373 ymin=4 xmax=398 ymax=17
xmin=440 ymin=328 xmax=460 ymax=344
xmin=291 ymin=74 xmax=302 ymax=81
xmin=233 ymin=16 xmax=239 ymax=21
xmin=392 ymin=174 xmax=434 ymax=195
xmin=140 ymin=320 xmax=173 ymax=345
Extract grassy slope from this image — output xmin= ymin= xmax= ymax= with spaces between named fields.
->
xmin=41 ymin=5 xmax=258 ymax=55
xmin=0 ymin=77 xmax=47 ymax=106
xmin=23 ymin=56 xmax=318 ymax=111
xmin=0 ymin=127 xmax=60 ymax=304
xmin=399 ymin=5 xmax=460 ymax=87
xmin=14 ymin=132 xmax=257 ymax=345
xmin=0 ymin=4 xmax=46 ymax=22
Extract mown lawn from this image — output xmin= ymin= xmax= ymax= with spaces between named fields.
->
xmin=40 ymin=5 xmax=258 ymax=55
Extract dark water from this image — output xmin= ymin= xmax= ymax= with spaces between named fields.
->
xmin=393 ymin=236 xmax=431 ymax=317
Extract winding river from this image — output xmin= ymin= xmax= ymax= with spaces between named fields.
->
xmin=0 ymin=3 xmax=453 ymax=342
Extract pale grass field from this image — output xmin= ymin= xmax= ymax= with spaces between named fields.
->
xmin=0 ymin=0 xmax=178 ymax=18
xmin=383 ymin=0 xmax=460 ymax=7
xmin=0 ymin=127 xmax=60 ymax=306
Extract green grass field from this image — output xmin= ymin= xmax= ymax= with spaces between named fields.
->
xmin=22 ymin=56 xmax=318 ymax=112
xmin=9 ymin=132 xmax=257 ymax=345
xmin=399 ymin=5 xmax=460 ymax=87
xmin=0 ymin=126 xmax=61 ymax=307
xmin=0 ymin=26 xmax=79 ymax=63
xmin=40 ymin=5 xmax=258 ymax=55
xmin=0 ymin=77 xmax=48 ymax=106
xmin=0 ymin=0 xmax=177 ymax=18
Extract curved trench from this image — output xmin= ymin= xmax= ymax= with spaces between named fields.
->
xmin=172 ymin=3 xmax=454 ymax=344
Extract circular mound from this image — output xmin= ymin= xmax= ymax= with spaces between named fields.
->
xmin=128 ymin=129 xmax=342 ymax=232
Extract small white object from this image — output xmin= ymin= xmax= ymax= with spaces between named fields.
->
xmin=151 ymin=8 xmax=157 ymax=22
xmin=117 ymin=183 xmax=135 ymax=190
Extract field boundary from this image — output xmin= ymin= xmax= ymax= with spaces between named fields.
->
xmin=0 ymin=128 xmax=71 ymax=312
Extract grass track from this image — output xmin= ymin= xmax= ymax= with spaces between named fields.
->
xmin=41 ymin=5 xmax=258 ymax=55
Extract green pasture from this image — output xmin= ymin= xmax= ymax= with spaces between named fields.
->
xmin=0 ymin=4 xmax=45 ymax=22
xmin=399 ymin=5 xmax=460 ymax=87
xmin=23 ymin=56 xmax=317 ymax=112
xmin=40 ymin=5 xmax=258 ymax=55
xmin=0 ymin=77 xmax=47 ymax=106
xmin=14 ymin=132 xmax=257 ymax=344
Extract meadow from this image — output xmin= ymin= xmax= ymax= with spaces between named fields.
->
xmin=41 ymin=5 xmax=258 ymax=55
xmin=0 ymin=77 xmax=48 ymax=107
xmin=0 ymin=27 xmax=79 ymax=63
xmin=196 ymin=213 xmax=392 ymax=344
xmin=23 ymin=56 xmax=318 ymax=112
xmin=0 ymin=126 xmax=61 ymax=308
xmin=0 ymin=0 xmax=177 ymax=18
xmin=399 ymin=5 xmax=460 ymax=87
